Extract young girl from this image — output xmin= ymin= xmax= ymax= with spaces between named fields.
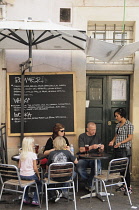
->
xmin=18 ymin=137 xmax=41 ymax=205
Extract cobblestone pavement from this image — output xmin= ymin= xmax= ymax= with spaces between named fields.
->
xmin=0 ymin=181 xmax=139 ymax=210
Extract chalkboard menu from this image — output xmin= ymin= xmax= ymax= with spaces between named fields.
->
xmin=7 ymin=72 xmax=76 ymax=136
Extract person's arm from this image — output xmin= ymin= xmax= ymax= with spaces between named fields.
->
xmin=79 ymin=146 xmax=85 ymax=153
xmin=114 ymin=134 xmax=133 ymax=148
xmin=67 ymin=150 xmax=78 ymax=164
xmin=98 ymin=144 xmax=104 ymax=152
xmin=74 ymin=158 xmax=78 ymax=164
xmin=33 ymin=159 xmax=40 ymax=180
xmin=79 ymin=135 xmax=104 ymax=152
xmin=18 ymin=160 xmax=21 ymax=168
xmin=43 ymin=148 xmax=55 ymax=156
xmin=79 ymin=144 xmax=100 ymax=152
xmin=43 ymin=138 xmax=55 ymax=156
xmin=109 ymin=135 xmax=116 ymax=146
xmin=89 ymin=136 xmax=104 ymax=152
xmin=64 ymin=136 xmax=70 ymax=146
xmin=79 ymin=134 xmax=86 ymax=153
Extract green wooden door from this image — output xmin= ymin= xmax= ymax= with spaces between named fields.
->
xmin=86 ymin=75 xmax=130 ymax=153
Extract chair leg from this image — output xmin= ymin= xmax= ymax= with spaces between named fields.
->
xmin=41 ymin=182 xmax=44 ymax=205
xmin=76 ymin=173 xmax=78 ymax=192
xmin=102 ymin=180 xmax=112 ymax=210
xmin=72 ymin=181 xmax=77 ymax=210
xmin=20 ymin=186 xmax=27 ymax=210
xmin=109 ymin=180 xmax=113 ymax=196
xmin=90 ymin=178 xmax=95 ymax=201
xmin=124 ymin=179 xmax=132 ymax=206
xmin=0 ymin=184 xmax=4 ymax=200
xmin=45 ymin=184 xmax=49 ymax=210
xmin=35 ymin=183 xmax=41 ymax=208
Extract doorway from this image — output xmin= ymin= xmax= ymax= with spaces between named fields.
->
xmin=86 ymin=75 xmax=130 ymax=153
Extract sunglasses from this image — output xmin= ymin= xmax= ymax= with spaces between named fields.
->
xmin=59 ymin=130 xmax=65 ymax=132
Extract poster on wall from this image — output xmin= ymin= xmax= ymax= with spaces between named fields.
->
xmin=111 ymin=79 xmax=126 ymax=101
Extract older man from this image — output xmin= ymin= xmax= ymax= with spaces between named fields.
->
xmin=77 ymin=122 xmax=104 ymax=191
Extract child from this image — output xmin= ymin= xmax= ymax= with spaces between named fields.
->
xmin=18 ymin=137 xmax=41 ymax=206
xmin=46 ymin=136 xmax=78 ymax=202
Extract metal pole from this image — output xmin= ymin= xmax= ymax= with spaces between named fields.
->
xmin=20 ymin=65 xmax=25 ymax=147
xmin=29 ymin=30 xmax=32 ymax=72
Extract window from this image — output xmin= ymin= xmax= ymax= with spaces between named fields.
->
xmin=60 ymin=8 xmax=71 ymax=22
xmin=87 ymin=23 xmax=134 ymax=64
xmin=113 ymin=32 xmax=127 ymax=45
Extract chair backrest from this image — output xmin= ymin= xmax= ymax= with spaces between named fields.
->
xmin=48 ymin=162 xmax=74 ymax=184
xmin=107 ymin=157 xmax=129 ymax=179
xmin=0 ymin=163 xmax=22 ymax=185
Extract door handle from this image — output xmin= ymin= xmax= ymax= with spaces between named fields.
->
xmin=108 ymin=121 xmax=111 ymax=126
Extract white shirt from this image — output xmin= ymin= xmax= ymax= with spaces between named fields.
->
xmin=20 ymin=152 xmax=37 ymax=176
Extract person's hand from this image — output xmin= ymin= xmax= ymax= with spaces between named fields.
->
xmin=114 ymin=142 xmax=121 ymax=148
xmin=37 ymin=173 xmax=40 ymax=180
xmin=93 ymin=144 xmax=100 ymax=149
xmin=66 ymin=145 xmax=70 ymax=151
xmin=99 ymin=144 xmax=104 ymax=150
xmin=109 ymin=141 xmax=114 ymax=147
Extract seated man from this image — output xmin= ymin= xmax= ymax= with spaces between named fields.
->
xmin=77 ymin=122 xmax=104 ymax=191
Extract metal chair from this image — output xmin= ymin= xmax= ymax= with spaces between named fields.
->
xmin=0 ymin=164 xmax=41 ymax=210
xmin=91 ymin=157 xmax=132 ymax=210
xmin=43 ymin=162 xmax=77 ymax=210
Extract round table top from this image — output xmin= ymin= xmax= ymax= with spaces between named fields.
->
xmin=11 ymin=154 xmax=20 ymax=161
xmin=11 ymin=153 xmax=47 ymax=162
xmin=79 ymin=152 xmax=111 ymax=160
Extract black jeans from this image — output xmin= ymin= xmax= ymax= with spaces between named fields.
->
xmin=114 ymin=147 xmax=131 ymax=188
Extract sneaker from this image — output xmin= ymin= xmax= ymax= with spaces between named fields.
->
xmin=115 ymin=185 xmax=125 ymax=192
xmin=31 ymin=200 xmax=39 ymax=206
xmin=54 ymin=190 xmax=62 ymax=203
xmin=23 ymin=198 xmax=30 ymax=204
xmin=85 ymin=185 xmax=95 ymax=192
xmin=124 ymin=187 xmax=132 ymax=196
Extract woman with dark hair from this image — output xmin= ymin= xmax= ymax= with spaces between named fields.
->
xmin=109 ymin=108 xmax=134 ymax=195
xmin=43 ymin=123 xmax=70 ymax=156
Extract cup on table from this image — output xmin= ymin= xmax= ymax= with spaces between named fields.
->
xmin=85 ymin=145 xmax=89 ymax=156
xmin=35 ymin=144 xmax=39 ymax=154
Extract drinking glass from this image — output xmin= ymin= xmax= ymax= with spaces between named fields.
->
xmin=85 ymin=145 xmax=89 ymax=156
xmin=35 ymin=144 xmax=39 ymax=154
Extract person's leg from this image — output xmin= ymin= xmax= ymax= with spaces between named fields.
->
xmin=77 ymin=159 xmax=89 ymax=181
xmin=62 ymin=171 xmax=77 ymax=196
xmin=125 ymin=164 xmax=130 ymax=188
xmin=20 ymin=174 xmax=41 ymax=203
xmin=20 ymin=175 xmax=30 ymax=201
xmin=114 ymin=148 xmax=131 ymax=192
xmin=31 ymin=174 xmax=42 ymax=202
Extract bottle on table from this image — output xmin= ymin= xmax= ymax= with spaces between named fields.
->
xmin=70 ymin=144 xmax=74 ymax=155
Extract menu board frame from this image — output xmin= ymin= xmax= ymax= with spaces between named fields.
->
xmin=7 ymin=72 xmax=76 ymax=136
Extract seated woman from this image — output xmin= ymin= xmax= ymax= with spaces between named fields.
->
xmin=40 ymin=123 xmax=70 ymax=168
xmin=43 ymin=123 xmax=70 ymax=156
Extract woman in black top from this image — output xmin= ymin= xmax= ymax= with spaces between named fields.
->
xmin=43 ymin=123 xmax=70 ymax=157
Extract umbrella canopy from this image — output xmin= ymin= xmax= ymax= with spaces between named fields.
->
xmin=86 ymin=38 xmax=139 ymax=62
xmin=0 ymin=19 xmax=138 ymax=63
xmin=0 ymin=19 xmax=87 ymax=51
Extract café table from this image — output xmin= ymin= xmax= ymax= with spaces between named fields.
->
xmin=78 ymin=152 xmax=111 ymax=201
xmin=11 ymin=154 xmax=20 ymax=162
